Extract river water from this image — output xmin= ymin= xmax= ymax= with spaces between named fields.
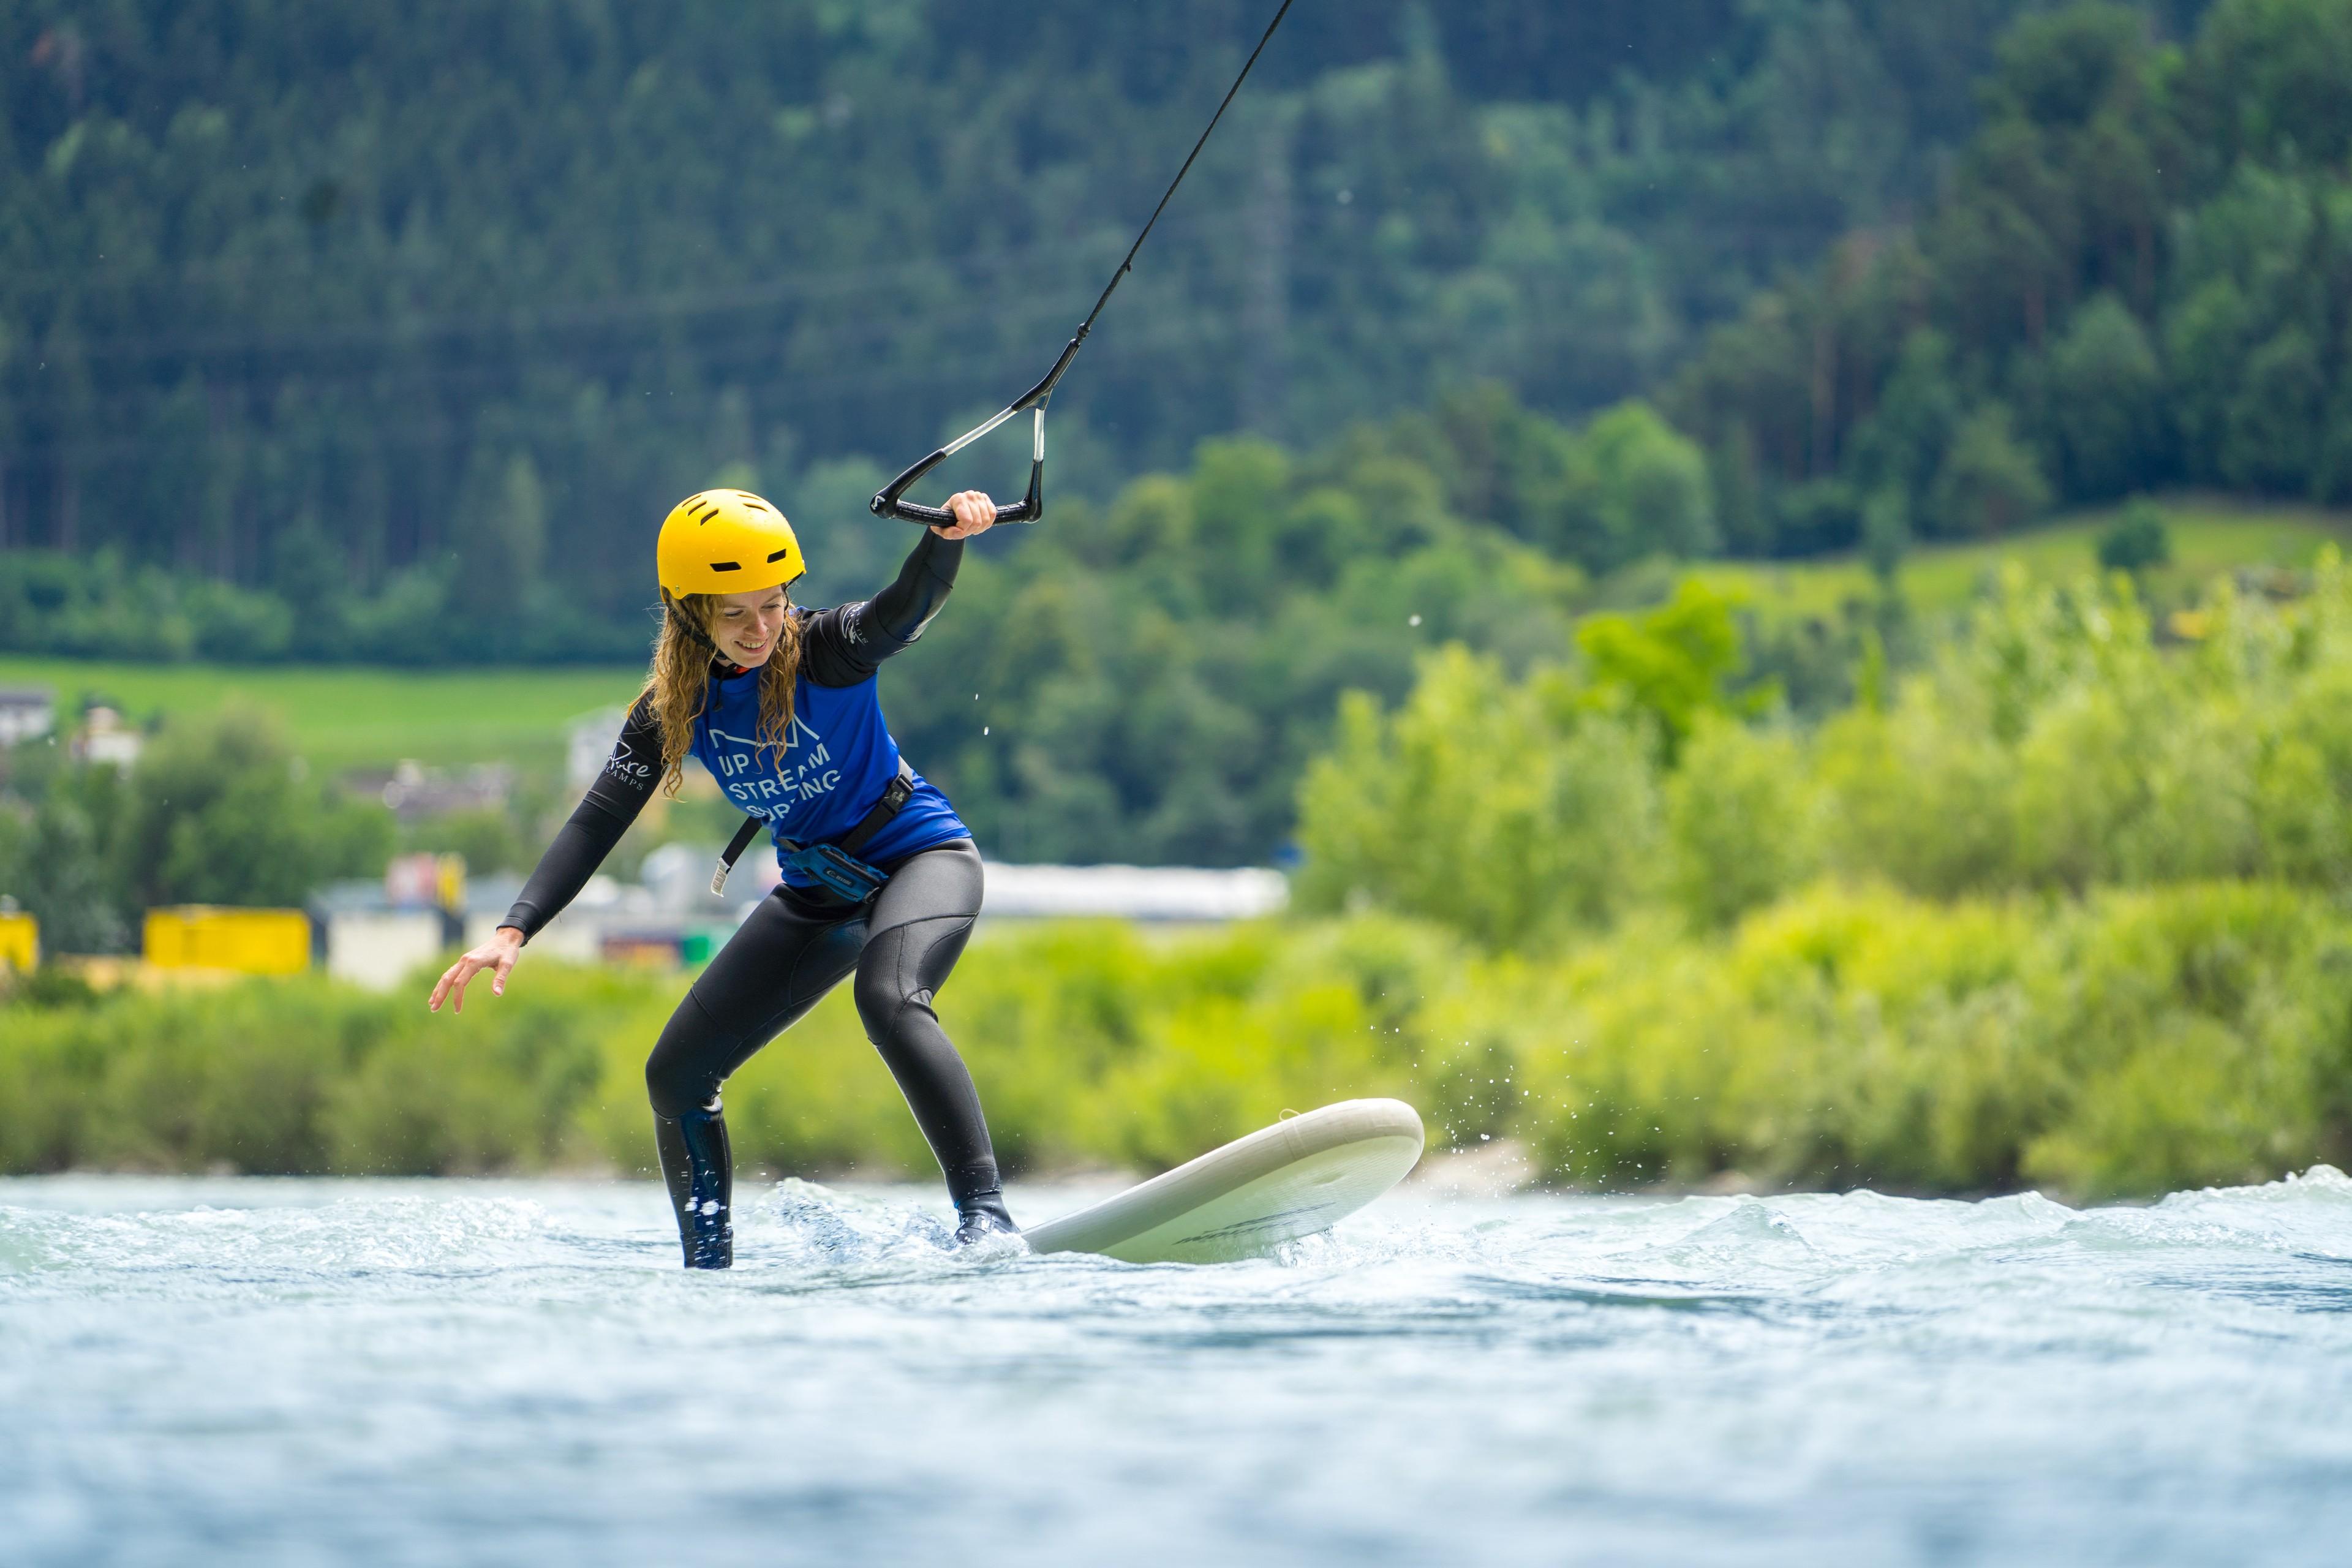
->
xmin=4 ymin=1170 xmax=2350 ymax=1566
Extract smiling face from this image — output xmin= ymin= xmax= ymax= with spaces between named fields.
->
xmin=706 ymin=584 xmax=790 ymax=667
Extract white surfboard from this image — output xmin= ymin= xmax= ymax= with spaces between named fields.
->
xmin=1024 ymin=1099 xmax=1425 ymax=1264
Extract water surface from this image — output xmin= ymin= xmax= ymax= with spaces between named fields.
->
xmin=5 ymin=1170 xmax=2350 ymax=1566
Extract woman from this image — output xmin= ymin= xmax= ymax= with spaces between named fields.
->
xmin=429 ymin=487 xmax=1015 ymax=1268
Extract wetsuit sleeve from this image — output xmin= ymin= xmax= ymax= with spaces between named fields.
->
xmin=501 ymin=698 xmax=662 ymax=940
xmin=797 ymin=531 xmax=965 ymax=687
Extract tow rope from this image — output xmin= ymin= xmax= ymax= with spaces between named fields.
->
xmin=870 ymin=0 xmax=1298 ymax=529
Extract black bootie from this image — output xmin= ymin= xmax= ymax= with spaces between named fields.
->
xmin=654 ymin=1099 xmax=734 ymax=1269
xmin=953 ymin=1188 xmax=1020 ymax=1246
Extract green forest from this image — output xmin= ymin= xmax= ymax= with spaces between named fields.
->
xmin=9 ymin=0 xmax=2308 ymax=650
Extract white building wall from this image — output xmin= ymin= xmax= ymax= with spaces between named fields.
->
xmin=326 ymin=911 xmax=446 ymax=992
xmin=462 ymin=910 xmax=602 ymax=965
xmin=978 ymin=863 xmax=1289 ymax=922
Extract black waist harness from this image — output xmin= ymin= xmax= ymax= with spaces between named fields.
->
xmin=709 ymin=758 xmax=916 ymax=904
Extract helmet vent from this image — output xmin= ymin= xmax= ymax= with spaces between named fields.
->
xmin=766 ymin=548 xmax=791 ymax=562
xmin=709 ymin=560 xmax=742 ymax=572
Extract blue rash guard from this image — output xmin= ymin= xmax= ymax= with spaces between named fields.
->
xmin=690 ymin=641 xmax=969 ymax=884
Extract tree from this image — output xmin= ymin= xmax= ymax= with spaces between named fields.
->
xmin=1847 ymin=330 xmax=1964 ymax=514
xmin=1863 ymin=486 xmax=1912 ymax=585
xmin=1665 ymin=715 xmax=1817 ymax=929
xmin=1985 ymin=3 xmax=2149 ymax=131
xmin=2097 ymin=498 xmax=2173 ymax=573
xmin=1773 ymin=479 xmax=1865 ymax=557
xmin=2222 ymin=326 xmax=2328 ymax=494
xmin=1928 ymin=403 xmax=2052 ymax=537
xmin=2162 ymin=276 xmax=2256 ymax=483
xmin=1560 ymin=401 xmax=1717 ymax=571
xmin=452 ymin=450 xmax=549 ymax=625
xmin=1187 ymin=438 xmax=1291 ymax=614
xmin=118 ymin=706 xmax=394 ymax=910
xmin=1576 ymin=578 xmax=1767 ymax=763
xmin=2040 ymin=293 xmax=2166 ymax=500
xmin=1292 ymin=645 xmax=1659 ymax=949
xmin=2189 ymin=0 xmax=2352 ymax=169
xmin=0 ymin=771 xmax=131 ymax=954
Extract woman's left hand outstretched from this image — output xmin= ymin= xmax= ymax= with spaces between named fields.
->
xmin=429 ymin=925 xmax=523 ymax=1013
xmin=934 ymin=491 xmax=997 ymax=540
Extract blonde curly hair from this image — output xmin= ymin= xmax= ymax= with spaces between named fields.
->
xmin=639 ymin=589 xmax=805 ymax=797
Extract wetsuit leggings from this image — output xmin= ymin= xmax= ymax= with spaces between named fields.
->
xmin=644 ymin=840 xmax=998 ymax=1254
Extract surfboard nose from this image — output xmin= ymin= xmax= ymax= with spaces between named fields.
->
xmin=1023 ymin=1099 xmax=1427 ymax=1264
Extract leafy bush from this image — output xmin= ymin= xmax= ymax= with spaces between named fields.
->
xmin=1817 ymin=555 xmax=2352 ymax=898
xmin=1512 ymin=880 xmax=2352 ymax=1199
xmin=1316 ymin=555 xmax=2352 ymax=926
xmin=7 ymin=895 xmax=2345 ymax=1201
xmin=0 ymin=967 xmax=655 ymax=1177
xmin=1267 ymin=551 xmax=2352 ymax=1197
xmin=1292 ymin=646 xmax=1658 ymax=949
xmin=2096 ymin=499 xmax=2173 ymax=573
xmin=1665 ymin=717 xmax=1817 ymax=929
xmin=0 ymin=925 xmax=1424 ymax=1185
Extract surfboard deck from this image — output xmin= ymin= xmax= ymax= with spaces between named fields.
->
xmin=1023 ymin=1099 xmax=1425 ymax=1264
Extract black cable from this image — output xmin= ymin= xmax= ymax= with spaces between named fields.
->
xmin=1076 ymin=0 xmax=1298 ymax=340
xmin=870 ymin=0 xmax=1297 ymax=527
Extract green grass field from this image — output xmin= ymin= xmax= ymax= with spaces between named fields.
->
xmin=0 ymin=658 xmax=642 ymax=774
xmin=1689 ymin=494 xmax=2352 ymax=622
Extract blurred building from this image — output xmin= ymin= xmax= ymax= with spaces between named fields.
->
xmin=0 ymin=905 xmax=36 ymax=970
xmin=144 ymin=907 xmax=310 ymax=974
xmin=72 ymin=705 xmax=142 ymax=768
xmin=567 ymin=707 xmax=628 ymax=790
xmin=978 ymin=863 xmax=1287 ymax=925
xmin=310 ymin=840 xmax=1287 ymax=989
xmin=0 ymin=687 xmax=54 ymax=747
xmin=345 ymin=760 xmax=514 ymax=821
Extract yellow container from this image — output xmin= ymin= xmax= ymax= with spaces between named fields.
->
xmin=143 ymin=907 xmax=312 ymax=975
xmin=0 ymin=910 xmax=36 ymax=971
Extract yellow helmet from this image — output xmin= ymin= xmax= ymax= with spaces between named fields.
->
xmin=655 ymin=489 xmax=806 ymax=598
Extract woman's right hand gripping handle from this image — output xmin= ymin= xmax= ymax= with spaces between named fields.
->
xmin=429 ymin=925 xmax=525 ymax=1013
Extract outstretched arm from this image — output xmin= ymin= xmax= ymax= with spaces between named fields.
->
xmin=800 ymin=491 xmax=995 ymax=687
xmin=428 ymin=699 xmax=662 ymax=1011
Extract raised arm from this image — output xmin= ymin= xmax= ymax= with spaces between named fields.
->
xmin=799 ymin=492 xmax=993 ymax=686
xmin=797 ymin=530 xmax=964 ymax=685
xmin=428 ymin=699 xmax=662 ymax=1011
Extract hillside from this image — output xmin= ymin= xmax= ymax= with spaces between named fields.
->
xmin=4 ymin=0 xmax=2204 ymax=645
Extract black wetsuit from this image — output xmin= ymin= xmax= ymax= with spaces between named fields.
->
xmin=501 ymin=533 xmax=1008 ymax=1266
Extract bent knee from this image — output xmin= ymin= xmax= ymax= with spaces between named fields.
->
xmin=852 ymin=967 xmax=925 ymax=1039
xmin=646 ymin=993 xmax=726 ymax=1119
xmin=644 ymin=1051 xmax=699 ymax=1120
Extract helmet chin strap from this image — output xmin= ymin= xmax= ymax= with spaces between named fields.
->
xmin=663 ymin=597 xmax=718 ymax=652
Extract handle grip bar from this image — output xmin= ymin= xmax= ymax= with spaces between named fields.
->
xmin=870 ymin=437 xmax=1041 ymax=527
xmin=870 ymin=332 xmax=1087 ymax=527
